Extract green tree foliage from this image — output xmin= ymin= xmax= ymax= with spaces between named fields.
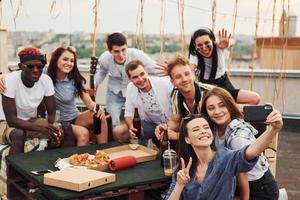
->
xmin=232 ymin=43 xmax=253 ymax=58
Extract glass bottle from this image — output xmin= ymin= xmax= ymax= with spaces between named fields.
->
xmin=104 ymin=108 xmax=113 ymax=142
xmin=133 ymin=108 xmax=142 ymax=139
xmin=93 ymin=104 xmax=102 ymax=135
xmin=53 ymin=110 xmax=63 ymax=131
xmin=52 ymin=110 xmax=64 ymax=146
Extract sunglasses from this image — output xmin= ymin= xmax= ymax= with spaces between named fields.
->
xmin=23 ymin=63 xmax=45 ymax=70
xmin=182 ymin=113 xmax=205 ymax=122
xmin=195 ymin=41 xmax=212 ymax=52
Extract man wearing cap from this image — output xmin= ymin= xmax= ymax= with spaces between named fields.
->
xmin=0 ymin=47 xmax=63 ymax=155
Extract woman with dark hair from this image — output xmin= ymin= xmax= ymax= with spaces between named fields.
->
xmin=166 ymin=110 xmax=282 ymax=200
xmin=47 ymin=47 xmax=108 ymax=145
xmin=188 ymin=28 xmax=260 ymax=105
xmin=201 ymin=87 xmax=280 ymax=200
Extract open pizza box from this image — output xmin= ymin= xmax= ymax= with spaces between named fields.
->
xmin=44 ymin=168 xmax=116 ymax=192
xmin=102 ymin=144 xmax=157 ymax=163
xmin=58 ymin=144 xmax=158 ymax=171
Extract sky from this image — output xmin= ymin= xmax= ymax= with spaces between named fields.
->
xmin=1 ymin=0 xmax=300 ymax=36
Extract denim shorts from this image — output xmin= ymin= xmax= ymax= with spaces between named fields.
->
xmin=66 ymin=117 xmax=78 ymax=125
xmin=202 ymin=73 xmax=239 ymax=101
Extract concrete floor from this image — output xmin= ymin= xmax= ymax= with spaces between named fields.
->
xmin=276 ymin=120 xmax=300 ymax=200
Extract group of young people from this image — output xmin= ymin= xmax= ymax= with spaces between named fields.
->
xmin=0 ymin=28 xmax=283 ymax=199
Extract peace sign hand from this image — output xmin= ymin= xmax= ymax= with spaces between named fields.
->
xmin=176 ymin=157 xmax=192 ymax=186
xmin=217 ymin=28 xmax=231 ymax=49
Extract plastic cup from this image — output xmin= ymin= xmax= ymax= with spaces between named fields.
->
xmin=162 ymin=149 xmax=177 ymax=176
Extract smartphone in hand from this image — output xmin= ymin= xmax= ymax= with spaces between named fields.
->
xmin=243 ymin=104 xmax=273 ymax=122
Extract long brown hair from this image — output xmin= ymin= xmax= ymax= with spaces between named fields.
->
xmin=48 ymin=47 xmax=86 ymax=96
xmin=177 ymin=114 xmax=216 ymax=176
xmin=201 ymin=87 xmax=243 ymax=120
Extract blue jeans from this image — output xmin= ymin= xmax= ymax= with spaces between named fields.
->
xmin=106 ymin=90 xmax=126 ymax=126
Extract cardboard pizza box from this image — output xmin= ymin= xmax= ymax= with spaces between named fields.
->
xmin=103 ymin=144 xmax=157 ymax=163
xmin=44 ymin=168 xmax=116 ymax=192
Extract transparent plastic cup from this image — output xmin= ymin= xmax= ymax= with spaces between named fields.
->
xmin=162 ymin=149 xmax=177 ymax=176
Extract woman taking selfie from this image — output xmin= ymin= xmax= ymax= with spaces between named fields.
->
xmin=166 ymin=108 xmax=282 ymax=199
xmin=201 ymin=87 xmax=280 ymax=200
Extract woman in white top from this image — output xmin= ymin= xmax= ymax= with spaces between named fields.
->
xmin=188 ymin=27 xmax=260 ymax=105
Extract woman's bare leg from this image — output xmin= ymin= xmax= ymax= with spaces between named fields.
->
xmin=237 ymin=89 xmax=260 ymax=105
xmin=71 ymin=124 xmax=90 ymax=146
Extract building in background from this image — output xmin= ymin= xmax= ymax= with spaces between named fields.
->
xmin=256 ymin=9 xmax=299 ymax=70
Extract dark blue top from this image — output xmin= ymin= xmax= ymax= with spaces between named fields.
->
xmin=165 ymin=146 xmax=258 ymax=200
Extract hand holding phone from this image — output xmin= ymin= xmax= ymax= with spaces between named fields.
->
xmin=243 ymin=104 xmax=273 ymax=122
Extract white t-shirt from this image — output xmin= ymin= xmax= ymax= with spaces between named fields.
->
xmin=189 ymin=47 xmax=227 ymax=80
xmin=0 ymin=71 xmax=55 ymax=120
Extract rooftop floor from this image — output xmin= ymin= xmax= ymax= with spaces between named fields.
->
xmin=276 ymin=119 xmax=300 ymax=200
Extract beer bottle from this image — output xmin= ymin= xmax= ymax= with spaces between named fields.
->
xmin=160 ymin=125 xmax=168 ymax=167
xmin=49 ymin=110 xmax=64 ymax=147
xmin=93 ymin=104 xmax=101 ymax=135
xmin=133 ymin=108 xmax=142 ymax=139
xmin=104 ymin=108 xmax=114 ymax=142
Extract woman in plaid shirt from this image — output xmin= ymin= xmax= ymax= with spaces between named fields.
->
xmin=202 ymin=87 xmax=279 ymax=200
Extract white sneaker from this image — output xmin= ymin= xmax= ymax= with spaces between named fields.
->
xmin=279 ymin=188 xmax=288 ymax=200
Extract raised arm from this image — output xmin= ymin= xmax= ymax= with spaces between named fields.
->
xmin=154 ymin=63 xmax=168 ymax=76
xmin=217 ymin=28 xmax=231 ymax=49
xmin=245 ymin=108 xmax=283 ymax=160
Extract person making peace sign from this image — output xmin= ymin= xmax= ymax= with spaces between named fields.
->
xmin=166 ymin=112 xmax=282 ymax=200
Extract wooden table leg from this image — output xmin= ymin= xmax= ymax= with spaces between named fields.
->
xmin=127 ymin=190 xmax=144 ymax=200
xmin=7 ymin=163 xmax=24 ymax=199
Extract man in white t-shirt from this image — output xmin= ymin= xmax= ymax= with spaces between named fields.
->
xmin=0 ymin=47 xmax=60 ymax=155
xmin=113 ymin=60 xmax=173 ymax=141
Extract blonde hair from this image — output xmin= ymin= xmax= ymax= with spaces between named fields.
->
xmin=167 ymin=54 xmax=190 ymax=79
